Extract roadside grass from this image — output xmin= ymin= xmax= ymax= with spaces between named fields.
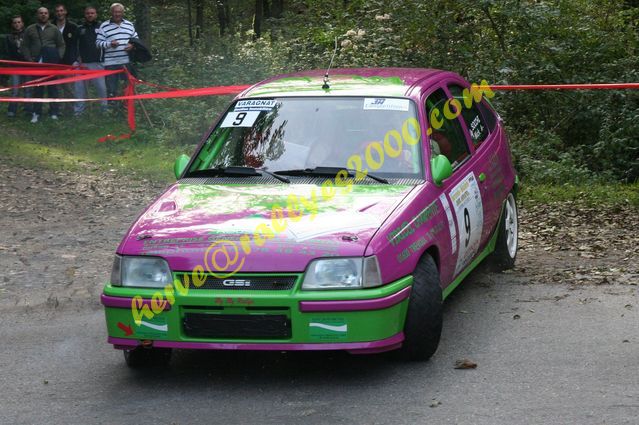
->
xmin=0 ymin=110 xmax=195 ymax=183
xmin=1 ymin=112 xmax=636 ymax=207
xmin=519 ymin=182 xmax=639 ymax=208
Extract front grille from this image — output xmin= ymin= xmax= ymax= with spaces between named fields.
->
xmin=184 ymin=275 xmax=297 ymax=291
xmin=183 ymin=313 xmax=291 ymax=339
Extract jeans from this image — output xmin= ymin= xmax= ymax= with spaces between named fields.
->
xmin=32 ymin=49 xmax=61 ymax=116
xmin=74 ymin=62 xmax=108 ymax=114
xmin=31 ymin=79 xmax=59 ymax=116
xmin=105 ymin=63 xmax=131 ymax=100
xmin=8 ymin=75 xmax=31 ymax=115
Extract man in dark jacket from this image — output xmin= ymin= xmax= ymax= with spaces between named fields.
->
xmin=21 ymin=7 xmax=65 ymax=123
xmin=54 ymin=4 xmax=78 ymax=65
xmin=4 ymin=15 xmax=28 ymax=117
xmin=74 ymin=6 xmax=107 ymax=115
xmin=53 ymin=4 xmax=78 ymax=115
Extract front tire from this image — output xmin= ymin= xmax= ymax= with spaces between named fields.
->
xmin=491 ymin=191 xmax=518 ymax=271
xmin=396 ymin=254 xmax=443 ymax=361
xmin=123 ymin=346 xmax=172 ymax=368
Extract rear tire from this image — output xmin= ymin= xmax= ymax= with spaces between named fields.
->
xmin=123 ymin=346 xmax=172 ymax=368
xmin=491 ymin=191 xmax=518 ymax=271
xmin=396 ymin=254 xmax=443 ymax=361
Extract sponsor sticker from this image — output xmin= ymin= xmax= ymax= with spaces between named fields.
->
xmin=449 ymin=173 xmax=483 ymax=274
xmin=135 ymin=316 xmax=168 ymax=338
xmin=363 ymin=98 xmax=410 ymax=111
xmin=309 ymin=317 xmax=348 ymax=341
xmin=234 ymin=99 xmax=277 ymax=112
xmin=439 ymin=193 xmax=457 ymax=255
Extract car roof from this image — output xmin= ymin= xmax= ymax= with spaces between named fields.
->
xmin=240 ymin=68 xmax=455 ymax=98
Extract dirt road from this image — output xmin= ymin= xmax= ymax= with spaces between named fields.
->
xmin=1 ymin=161 xmax=637 ymax=424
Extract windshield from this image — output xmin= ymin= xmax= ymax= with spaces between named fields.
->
xmin=187 ymin=97 xmax=423 ymax=180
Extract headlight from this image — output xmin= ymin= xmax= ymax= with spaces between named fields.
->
xmin=110 ymin=255 xmax=172 ymax=288
xmin=302 ymin=256 xmax=382 ymax=290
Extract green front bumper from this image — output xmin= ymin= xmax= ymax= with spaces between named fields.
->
xmin=102 ymin=274 xmax=412 ymax=350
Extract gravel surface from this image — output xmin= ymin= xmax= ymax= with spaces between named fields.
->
xmin=1 ymin=161 xmax=637 ymax=424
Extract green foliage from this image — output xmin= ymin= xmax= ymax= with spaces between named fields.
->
xmin=2 ymin=0 xmax=637 ymax=184
xmin=0 ymin=110 xmax=183 ymax=183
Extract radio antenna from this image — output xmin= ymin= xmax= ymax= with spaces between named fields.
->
xmin=322 ymin=37 xmax=338 ymax=90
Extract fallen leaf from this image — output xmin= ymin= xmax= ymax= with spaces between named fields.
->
xmin=454 ymin=359 xmax=477 ymax=369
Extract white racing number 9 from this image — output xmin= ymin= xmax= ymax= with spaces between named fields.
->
xmin=220 ymin=111 xmax=261 ymax=128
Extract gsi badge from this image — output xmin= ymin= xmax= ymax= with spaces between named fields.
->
xmin=222 ymin=279 xmax=251 ymax=287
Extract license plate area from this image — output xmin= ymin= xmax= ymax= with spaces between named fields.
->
xmin=183 ymin=312 xmax=291 ymax=339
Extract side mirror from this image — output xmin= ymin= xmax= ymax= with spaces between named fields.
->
xmin=174 ymin=154 xmax=191 ymax=179
xmin=431 ymin=154 xmax=452 ymax=186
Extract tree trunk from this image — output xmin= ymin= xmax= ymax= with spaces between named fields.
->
xmin=271 ymin=0 xmax=283 ymax=18
xmin=187 ymin=0 xmax=194 ymax=46
xmin=217 ymin=0 xmax=230 ymax=36
xmin=264 ymin=0 xmax=271 ymax=19
xmin=132 ymin=0 xmax=151 ymax=50
xmin=482 ymin=5 xmax=507 ymax=54
xmin=253 ymin=0 xmax=263 ymax=39
xmin=270 ymin=0 xmax=283 ymax=40
xmin=195 ymin=0 xmax=204 ymax=39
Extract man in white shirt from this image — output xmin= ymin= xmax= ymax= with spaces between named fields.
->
xmin=96 ymin=3 xmax=137 ymax=104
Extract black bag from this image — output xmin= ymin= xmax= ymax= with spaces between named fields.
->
xmin=128 ymin=37 xmax=151 ymax=63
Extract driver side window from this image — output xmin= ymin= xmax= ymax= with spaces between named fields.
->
xmin=425 ymin=89 xmax=470 ymax=169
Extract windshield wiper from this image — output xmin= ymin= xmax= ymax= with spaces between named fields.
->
xmin=274 ymin=167 xmax=389 ymax=184
xmin=257 ymin=168 xmax=290 ymax=183
xmin=186 ymin=166 xmax=290 ymax=183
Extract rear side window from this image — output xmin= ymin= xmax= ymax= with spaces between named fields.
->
xmin=425 ymin=88 xmax=470 ymax=169
xmin=477 ymin=99 xmax=498 ymax=132
xmin=448 ymin=85 xmax=489 ymax=147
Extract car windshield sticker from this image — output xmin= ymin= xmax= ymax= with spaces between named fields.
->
xmin=469 ymin=115 xmax=485 ymax=142
xmin=363 ymin=98 xmax=410 ymax=111
xmin=220 ymin=110 xmax=261 ymax=128
xmin=234 ymin=99 xmax=276 ymax=112
xmin=449 ymin=173 xmax=483 ymax=275
xmin=438 ymin=193 xmax=457 ymax=255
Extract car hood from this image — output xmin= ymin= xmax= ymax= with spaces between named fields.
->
xmin=119 ymin=182 xmax=417 ymax=272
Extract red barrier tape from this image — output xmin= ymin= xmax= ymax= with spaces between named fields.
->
xmin=0 ymin=70 xmax=124 ymax=92
xmin=0 ymin=75 xmax=56 ymax=91
xmin=0 ymin=59 xmax=72 ymax=69
xmin=0 ymin=68 xmax=123 ymax=76
xmin=491 ymin=83 xmax=639 ymax=90
xmin=3 ymin=59 xmax=639 ymax=143
xmin=0 ymin=84 xmax=251 ymax=102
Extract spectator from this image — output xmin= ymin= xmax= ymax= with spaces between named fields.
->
xmin=96 ymin=3 xmax=137 ymax=106
xmin=54 ymin=4 xmax=78 ymax=66
xmin=53 ymin=4 xmax=78 ymax=115
xmin=21 ymin=7 xmax=65 ymax=123
xmin=74 ymin=6 xmax=107 ymax=116
xmin=4 ymin=15 xmax=27 ymax=118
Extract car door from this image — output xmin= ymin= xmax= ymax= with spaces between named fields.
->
xmin=423 ymin=86 xmax=486 ymax=283
xmin=446 ymin=83 xmax=503 ymax=247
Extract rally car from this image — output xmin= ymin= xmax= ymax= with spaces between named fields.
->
xmin=101 ymin=68 xmax=518 ymax=367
